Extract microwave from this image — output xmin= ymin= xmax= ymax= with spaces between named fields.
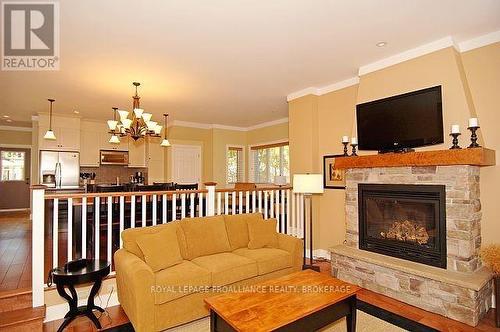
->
xmin=100 ymin=150 xmax=129 ymax=165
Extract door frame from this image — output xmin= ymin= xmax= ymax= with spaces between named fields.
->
xmin=169 ymin=144 xmax=202 ymax=184
xmin=0 ymin=144 xmax=32 ymax=212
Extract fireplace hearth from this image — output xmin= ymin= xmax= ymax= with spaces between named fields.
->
xmin=358 ymin=184 xmax=446 ymax=268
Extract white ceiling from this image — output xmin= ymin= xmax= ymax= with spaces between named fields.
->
xmin=1 ymin=0 xmax=500 ymax=127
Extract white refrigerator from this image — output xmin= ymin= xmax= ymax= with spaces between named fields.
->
xmin=39 ymin=151 xmax=80 ymax=188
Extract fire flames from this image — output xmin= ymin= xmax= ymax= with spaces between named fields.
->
xmin=380 ymin=220 xmax=429 ymax=245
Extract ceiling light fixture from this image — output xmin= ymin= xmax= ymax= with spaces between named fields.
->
xmin=108 ymin=82 xmax=162 ymax=142
xmin=73 ymin=110 xmax=80 ymax=114
xmin=376 ymin=41 xmax=387 ymax=47
xmin=6 ymin=119 xmax=12 ymax=123
xmin=43 ymin=99 xmax=56 ymax=140
xmin=160 ymin=114 xmax=171 ymax=147
xmin=2 ymin=115 xmax=9 ymax=118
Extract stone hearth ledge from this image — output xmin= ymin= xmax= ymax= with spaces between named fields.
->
xmin=330 ymin=245 xmax=491 ymax=291
xmin=330 ymin=245 xmax=493 ymax=326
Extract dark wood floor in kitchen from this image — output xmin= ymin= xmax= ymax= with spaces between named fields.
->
xmin=0 ymin=211 xmax=32 ymax=292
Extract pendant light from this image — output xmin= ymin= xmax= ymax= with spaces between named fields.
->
xmin=109 ymin=107 xmax=120 ymax=144
xmin=161 ymin=113 xmax=171 ymax=147
xmin=43 ymin=99 xmax=56 ymax=140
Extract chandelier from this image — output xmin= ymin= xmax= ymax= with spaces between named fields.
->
xmin=107 ymin=82 xmax=170 ymax=146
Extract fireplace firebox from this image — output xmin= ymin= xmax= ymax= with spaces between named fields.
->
xmin=358 ymin=184 xmax=446 ymax=268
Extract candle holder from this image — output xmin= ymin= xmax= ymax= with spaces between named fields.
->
xmin=467 ymin=126 xmax=481 ymax=148
xmin=342 ymin=142 xmax=349 ymax=156
xmin=350 ymin=143 xmax=358 ymax=156
xmin=449 ymin=133 xmax=461 ymax=149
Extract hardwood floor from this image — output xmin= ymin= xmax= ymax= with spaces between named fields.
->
xmin=0 ymin=211 xmax=32 ymax=293
xmin=43 ymin=259 xmax=499 ymax=332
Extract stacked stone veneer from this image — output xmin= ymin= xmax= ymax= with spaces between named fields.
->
xmin=331 ymin=165 xmax=493 ymax=326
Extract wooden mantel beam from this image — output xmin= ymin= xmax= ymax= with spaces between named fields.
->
xmin=334 ymin=148 xmax=496 ymax=169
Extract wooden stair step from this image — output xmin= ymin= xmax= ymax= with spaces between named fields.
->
xmin=0 ymin=288 xmax=33 ymax=313
xmin=0 ymin=306 xmax=45 ymax=330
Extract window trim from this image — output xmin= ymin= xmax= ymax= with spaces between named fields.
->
xmin=248 ymin=139 xmax=289 ymax=184
xmin=226 ymin=144 xmax=245 ymax=185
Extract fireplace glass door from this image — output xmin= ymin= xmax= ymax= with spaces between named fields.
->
xmin=359 ymin=184 xmax=446 ymax=268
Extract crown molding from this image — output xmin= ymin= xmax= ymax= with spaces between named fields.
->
xmin=170 ymin=117 xmax=289 ymax=132
xmin=286 ymin=77 xmax=359 ymax=102
xmin=245 ymin=117 xmax=289 ymax=131
xmin=358 ymin=36 xmax=457 ymax=76
xmin=0 ymin=125 xmax=32 ymax=132
xmin=458 ymin=30 xmax=500 ymax=52
xmin=287 ymin=31 xmax=500 ymax=102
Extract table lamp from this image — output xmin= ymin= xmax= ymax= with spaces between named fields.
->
xmin=293 ymin=174 xmax=324 ymax=271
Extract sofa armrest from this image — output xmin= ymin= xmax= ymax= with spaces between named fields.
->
xmin=277 ymin=233 xmax=303 ymax=270
xmin=114 ymin=249 xmax=155 ymax=332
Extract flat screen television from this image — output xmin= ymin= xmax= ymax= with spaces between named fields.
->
xmin=356 ymin=86 xmax=443 ymax=153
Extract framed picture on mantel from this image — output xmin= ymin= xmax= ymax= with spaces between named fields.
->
xmin=323 ymin=154 xmax=346 ymax=189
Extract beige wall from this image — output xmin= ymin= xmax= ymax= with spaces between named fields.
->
xmin=0 ymin=129 xmax=32 ymax=146
xmin=289 ymin=43 xmax=500 ymax=251
xmin=461 ymin=43 xmax=500 ymax=245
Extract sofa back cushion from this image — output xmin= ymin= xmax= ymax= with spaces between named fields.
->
xmin=136 ymin=227 xmax=183 ymax=272
xmin=224 ymin=213 xmax=263 ymax=250
xmin=122 ymin=222 xmax=188 ymax=261
xmin=180 ymin=215 xmax=231 ymax=259
xmin=247 ymin=218 xmax=279 ymax=249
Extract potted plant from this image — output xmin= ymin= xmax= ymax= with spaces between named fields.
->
xmin=481 ymin=244 xmax=500 ymax=327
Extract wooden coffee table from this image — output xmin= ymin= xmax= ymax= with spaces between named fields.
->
xmin=205 ymin=270 xmax=360 ymax=332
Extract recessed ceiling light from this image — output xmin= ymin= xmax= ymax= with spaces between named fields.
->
xmin=376 ymin=41 xmax=387 ymax=47
xmin=2 ymin=115 xmax=9 ymax=118
xmin=5 ymin=119 xmax=12 ymax=122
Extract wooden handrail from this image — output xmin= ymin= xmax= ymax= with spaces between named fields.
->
xmin=215 ymin=186 xmax=292 ymax=193
xmin=44 ymin=189 xmax=208 ymax=200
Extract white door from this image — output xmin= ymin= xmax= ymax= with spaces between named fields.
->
xmin=171 ymin=145 xmax=201 ymax=184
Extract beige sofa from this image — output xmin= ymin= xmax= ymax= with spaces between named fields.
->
xmin=114 ymin=213 xmax=303 ymax=331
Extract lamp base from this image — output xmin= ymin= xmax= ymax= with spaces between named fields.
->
xmin=302 ymin=264 xmax=320 ymax=272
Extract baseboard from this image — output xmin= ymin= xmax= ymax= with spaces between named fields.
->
xmin=304 ymin=248 xmax=330 ymax=260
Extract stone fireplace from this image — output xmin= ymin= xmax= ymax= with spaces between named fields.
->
xmin=358 ymin=183 xmax=446 ymax=268
xmin=329 ymin=149 xmax=495 ymax=326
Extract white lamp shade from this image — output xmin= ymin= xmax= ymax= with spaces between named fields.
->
xmin=133 ymin=108 xmax=144 ymax=118
xmin=109 ymin=135 xmax=120 ymax=144
xmin=292 ymin=174 xmax=324 ymax=194
xmin=121 ymin=118 xmax=132 ymax=129
xmin=117 ymin=109 xmax=129 ymax=121
xmin=142 ymin=112 xmax=152 ymax=123
xmin=161 ymin=138 xmax=171 ymax=147
xmin=43 ymin=130 xmax=56 ymax=140
xmin=146 ymin=121 xmax=157 ymax=130
xmin=107 ymin=120 xmax=118 ymax=131
xmin=274 ymin=175 xmax=287 ymax=186
xmin=154 ymin=124 xmax=162 ymax=135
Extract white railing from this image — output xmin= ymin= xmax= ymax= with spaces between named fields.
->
xmin=30 ymin=183 xmax=304 ymax=307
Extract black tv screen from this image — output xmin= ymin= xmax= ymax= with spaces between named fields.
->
xmin=356 ymin=86 xmax=443 ymax=152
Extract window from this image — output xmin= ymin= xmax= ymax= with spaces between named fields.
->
xmin=1 ymin=151 xmax=25 ymax=181
xmin=251 ymin=142 xmax=289 ymax=184
xmin=227 ymin=146 xmax=244 ymax=183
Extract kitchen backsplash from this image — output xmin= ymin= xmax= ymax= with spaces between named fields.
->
xmin=80 ymin=166 xmax=148 ymax=184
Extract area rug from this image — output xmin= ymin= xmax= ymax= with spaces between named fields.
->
xmin=104 ymin=310 xmax=408 ymax=331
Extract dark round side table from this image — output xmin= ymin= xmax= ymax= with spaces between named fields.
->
xmin=52 ymin=259 xmax=110 ymax=332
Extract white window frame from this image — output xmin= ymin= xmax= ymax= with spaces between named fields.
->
xmin=226 ymin=144 xmax=245 ymax=185
xmin=248 ymin=139 xmax=289 ymax=184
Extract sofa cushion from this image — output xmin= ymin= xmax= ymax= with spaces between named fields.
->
xmin=136 ymin=227 xmax=183 ymax=272
xmin=233 ymin=248 xmax=293 ymax=275
xmin=154 ymin=260 xmax=211 ymax=304
xmin=180 ymin=215 xmax=231 ymax=260
xmin=224 ymin=213 xmax=263 ymax=250
xmin=122 ymin=221 xmax=188 ymax=261
xmin=247 ymin=218 xmax=279 ymax=249
xmin=191 ymin=252 xmax=258 ymax=286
